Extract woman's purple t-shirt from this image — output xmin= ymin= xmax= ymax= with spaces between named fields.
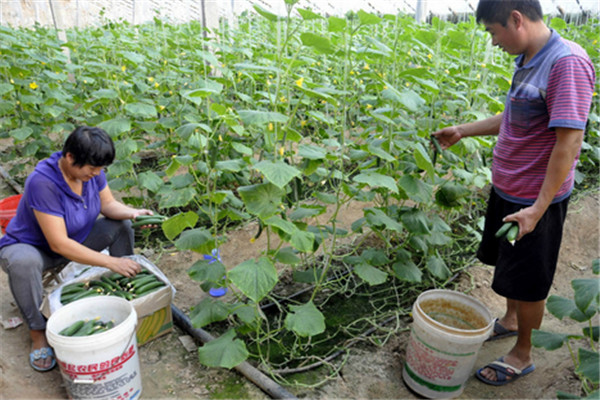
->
xmin=0 ymin=151 xmax=107 ymax=255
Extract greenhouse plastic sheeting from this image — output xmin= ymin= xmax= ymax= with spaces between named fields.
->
xmin=1 ymin=0 xmax=598 ymax=29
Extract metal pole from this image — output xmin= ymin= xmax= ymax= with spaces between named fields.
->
xmin=201 ymin=0 xmax=207 ymax=38
xmin=415 ymin=0 xmax=428 ymax=23
xmin=48 ymin=0 xmax=59 ymax=36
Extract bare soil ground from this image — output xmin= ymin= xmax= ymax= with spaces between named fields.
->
xmin=0 ymin=185 xmax=598 ymax=400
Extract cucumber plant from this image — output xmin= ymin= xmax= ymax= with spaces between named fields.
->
xmin=532 ymin=258 xmax=600 ymax=399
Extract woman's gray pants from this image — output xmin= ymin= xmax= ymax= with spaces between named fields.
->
xmin=0 ymin=218 xmax=134 ymax=331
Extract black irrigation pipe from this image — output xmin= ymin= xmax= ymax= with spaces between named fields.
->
xmin=171 ymin=304 xmax=298 ymax=400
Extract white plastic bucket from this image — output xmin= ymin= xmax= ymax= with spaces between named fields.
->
xmin=402 ymin=289 xmax=493 ymax=399
xmin=47 ymin=296 xmax=142 ymax=400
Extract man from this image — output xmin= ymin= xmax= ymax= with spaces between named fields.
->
xmin=432 ymin=0 xmax=595 ymax=386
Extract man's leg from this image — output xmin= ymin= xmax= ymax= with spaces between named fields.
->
xmin=496 ymin=298 xmax=518 ymax=333
xmin=480 ymin=298 xmax=545 ymax=382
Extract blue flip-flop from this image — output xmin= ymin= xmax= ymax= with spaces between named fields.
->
xmin=486 ymin=318 xmax=518 ymax=341
xmin=475 ymin=357 xmax=535 ymax=386
xmin=29 ymin=347 xmax=57 ymax=372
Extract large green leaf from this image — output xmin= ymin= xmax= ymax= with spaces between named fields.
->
xmin=328 ymin=16 xmax=347 ymax=32
xmin=300 ymin=32 xmax=335 ymax=54
xmin=253 ymin=4 xmax=281 ymax=22
xmin=546 ymin=295 xmax=577 ymax=320
xmin=549 ymin=17 xmax=567 ymax=31
xmin=159 ymin=187 xmax=197 ymax=209
xmin=254 ymin=160 xmax=301 ymax=189
xmin=354 ymin=262 xmax=388 ymax=286
xmin=162 ymin=211 xmax=198 ymax=241
xmin=290 ymin=230 xmax=315 ymax=252
xmin=238 ymin=183 xmax=285 ymax=219
xmin=572 ymin=278 xmax=599 ymax=312
xmin=182 ymin=86 xmax=223 ymax=104
xmin=531 ymin=329 xmax=570 ymax=351
xmin=392 ymin=249 xmax=422 ymax=283
xmin=273 ymin=247 xmax=301 ymax=265
xmin=284 ymin=301 xmax=325 ymax=337
xmin=299 ymin=86 xmax=339 ymax=107
xmin=435 ymin=181 xmax=470 ymax=208
xmin=297 ymin=8 xmax=321 ymax=20
xmin=188 ymin=258 xmax=226 ymax=286
xmin=364 ymin=207 xmax=403 ymax=232
xmin=289 ymin=205 xmax=326 ymax=220
xmin=381 ymin=85 xmax=425 ymax=112
xmin=398 ymin=175 xmax=432 ymax=203
xmin=190 ymin=297 xmax=230 ymax=328
xmin=298 ymin=144 xmax=327 ymax=160
xmin=174 ymin=228 xmax=215 ymax=254
xmin=576 ymin=348 xmax=600 ymax=384
xmin=367 ymin=142 xmax=395 ymax=162
xmin=197 ymin=329 xmax=249 ymax=369
xmin=264 ymin=216 xmax=296 ymax=235
xmin=401 ymin=208 xmax=431 ymax=235
xmin=238 ymin=110 xmax=288 ymax=125
xmin=98 ymin=118 xmax=132 ymax=137
xmin=124 ymin=102 xmax=157 ymax=118
xmin=353 ymin=172 xmax=398 ymax=193
xmin=357 ymin=10 xmax=381 ymax=25
xmin=91 ymin=88 xmax=118 ymax=99
xmin=0 ymin=83 xmax=13 ymax=96
xmin=229 ymin=257 xmax=277 ymax=303
xmin=137 ymin=170 xmax=164 ymax=193
xmin=426 ymin=255 xmax=451 ymax=280
xmin=413 ymin=143 xmax=434 ymax=180
xmin=10 ymin=127 xmax=33 ymax=141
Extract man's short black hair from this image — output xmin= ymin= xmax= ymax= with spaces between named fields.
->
xmin=62 ymin=126 xmax=115 ymax=167
xmin=476 ymin=0 xmax=544 ymax=25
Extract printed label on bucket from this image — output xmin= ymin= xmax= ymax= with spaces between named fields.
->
xmin=58 ymin=344 xmax=140 ymax=400
xmin=406 ymin=331 xmax=460 ymax=382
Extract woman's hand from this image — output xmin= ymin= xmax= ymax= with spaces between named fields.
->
xmin=130 ymin=209 xmax=154 ymax=220
xmin=105 ymin=256 xmax=142 ymax=277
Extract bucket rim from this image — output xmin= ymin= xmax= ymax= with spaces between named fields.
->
xmin=414 ymin=289 xmax=494 ymax=336
xmin=46 ymin=296 xmax=137 ymax=346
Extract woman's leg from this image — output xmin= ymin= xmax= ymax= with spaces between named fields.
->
xmin=0 ymin=243 xmax=62 ymax=370
xmin=82 ymin=217 xmax=134 ymax=256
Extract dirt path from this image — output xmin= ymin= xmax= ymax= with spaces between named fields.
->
xmin=0 ymin=188 xmax=598 ymax=399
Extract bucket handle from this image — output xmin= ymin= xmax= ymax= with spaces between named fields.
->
xmin=72 ymin=323 xmax=138 ymax=384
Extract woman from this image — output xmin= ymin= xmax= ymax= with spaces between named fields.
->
xmin=0 ymin=126 xmax=154 ymax=372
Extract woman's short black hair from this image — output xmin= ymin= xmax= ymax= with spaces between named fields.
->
xmin=476 ymin=0 xmax=543 ymax=25
xmin=62 ymin=126 xmax=115 ymax=167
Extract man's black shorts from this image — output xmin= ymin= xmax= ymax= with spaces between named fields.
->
xmin=477 ymin=187 xmax=570 ymax=302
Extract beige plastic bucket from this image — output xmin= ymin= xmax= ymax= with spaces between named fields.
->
xmin=403 ymin=289 xmax=493 ymax=398
xmin=47 ymin=296 xmax=142 ymax=400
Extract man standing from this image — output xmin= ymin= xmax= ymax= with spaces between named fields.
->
xmin=432 ymin=0 xmax=595 ymax=386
